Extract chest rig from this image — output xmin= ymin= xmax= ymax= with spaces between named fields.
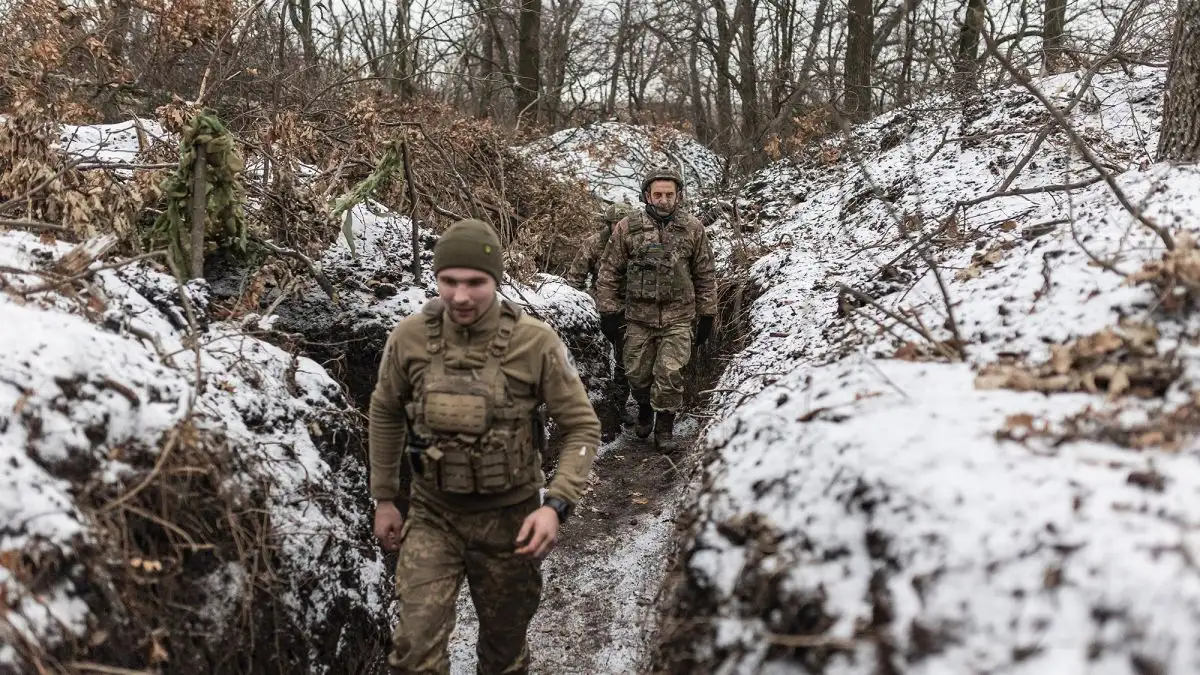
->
xmin=407 ymin=300 xmax=539 ymax=494
xmin=625 ymin=211 xmax=687 ymax=305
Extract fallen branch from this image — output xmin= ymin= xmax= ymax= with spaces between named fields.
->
xmin=249 ymin=235 xmax=338 ymax=304
xmin=958 ymin=174 xmax=1105 ymax=208
xmin=0 ymin=218 xmax=73 ymax=234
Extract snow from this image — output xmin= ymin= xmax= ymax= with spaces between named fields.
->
xmin=0 ymin=228 xmax=392 ymax=671
xmin=682 ymin=65 xmax=1200 ymax=674
xmin=0 ymin=121 xmax=394 ymax=671
xmin=519 ymin=121 xmax=726 ymax=205
xmin=58 ymin=118 xmax=169 ymax=167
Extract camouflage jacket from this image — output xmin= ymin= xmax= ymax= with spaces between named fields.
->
xmin=565 ymin=224 xmax=611 ymax=292
xmin=595 ymin=208 xmax=718 ymax=328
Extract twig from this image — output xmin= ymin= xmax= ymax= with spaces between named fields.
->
xmin=100 ymin=426 xmax=181 ymax=513
xmin=0 ymin=218 xmax=72 ymax=234
xmin=982 ymin=29 xmax=1174 ymax=250
xmin=919 ymin=246 xmax=966 ymax=355
xmin=67 ymin=662 xmax=156 ymax=675
xmin=250 ymin=235 xmax=338 ymax=303
xmin=958 ymin=175 xmax=1104 ymax=208
xmin=75 ymin=162 xmax=176 ymax=171
xmin=838 ymin=284 xmax=937 ymax=345
xmin=763 ymin=632 xmax=857 ymax=651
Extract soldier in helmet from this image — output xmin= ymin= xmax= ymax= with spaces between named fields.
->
xmin=566 ymin=201 xmax=632 ymax=292
xmin=594 ymin=167 xmax=717 ymax=450
xmin=567 ymin=201 xmax=635 ymax=426
xmin=369 ymin=218 xmax=601 ymax=674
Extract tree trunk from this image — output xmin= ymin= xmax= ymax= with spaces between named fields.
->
xmin=394 ymin=0 xmax=417 ymax=99
xmin=712 ymin=0 xmax=736 ymax=149
xmin=737 ymin=0 xmax=761 ymax=148
xmin=689 ymin=1 xmax=712 ymax=142
xmin=1159 ymin=0 xmax=1200 ymax=161
xmin=288 ymin=0 xmax=318 ymax=69
xmin=955 ymin=0 xmax=986 ymax=91
xmin=515 ymin=0 xmax=543 ymax=123
xmin=843 ymin=0 xmax=873 ymax=122
xmin=897 ymin=0 xmax=918 ymax=106
xmin=1042 ymin=0 xmax=1066 ymax=74
xmin=478 ymin=21 xmax=496 ymax=118
xmin=607 ymin=0 xmax=633 ymax=116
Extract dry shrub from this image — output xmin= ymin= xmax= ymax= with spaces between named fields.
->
xmin=8 ymin=413 xmax=375 ymax=674
xmin=292 ymin=98 xmax=598 ymax=280
xmin=1126 ymin=230 xmax=1200 ymax=311
xmin=975 ymin=322 xmax=1179 ymax=398
xmin=0 ymin=104 xmax=150 ymax=244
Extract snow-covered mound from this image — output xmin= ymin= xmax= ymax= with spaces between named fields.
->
xmin=0 ymin=231 xmax=388 ymax=672
xmin=675 ymin=66 xmax=1200 ymax=674
xmin=273 ymin=204 xmax=610 ymax=405
xmin=520 ymin=121 xmax=725 ymax=204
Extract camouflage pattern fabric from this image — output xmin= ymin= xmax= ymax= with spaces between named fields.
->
xmin=388 ymin=493 xmax=543 ymax=675
xmin=565 ymin=225 xmax=608 ymax=292
xmin=594 ymin=208 xmax=717 ymax=329
xmin=623 ymin=322 xmax=693 ymax=413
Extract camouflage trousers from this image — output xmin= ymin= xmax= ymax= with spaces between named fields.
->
xmin=623 ymin=321 xmax=692 ymax=412
xmin=388 ymin=492 xmax=543 ymax=675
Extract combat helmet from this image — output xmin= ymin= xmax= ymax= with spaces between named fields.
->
xmin=601 ymin=201 xmax=633 ymax=224
xmin=640 ymin=165 xmax=684 ymax=196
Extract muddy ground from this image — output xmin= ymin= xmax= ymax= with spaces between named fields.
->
xmin=444 ymin=406 xmax=702 ymax=675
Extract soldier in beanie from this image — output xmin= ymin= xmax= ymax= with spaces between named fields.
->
xmin=369 ymin=218 xmax=601 ymax=674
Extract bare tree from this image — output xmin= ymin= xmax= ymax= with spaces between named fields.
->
xmin=955 ymin=0 xmax=985 ymax=90
xmin=737 ymin=0 xmax=761 ymax=148
xmin=844 ymin=0 xmax=873 ymax=121
xmin=1159 ymin=0 xmax=1200 ymax=161
xmin=515 ymin=0 xmax=543 ymax=122
xmin=1041 ymin=0 xmax=1066 ymax=73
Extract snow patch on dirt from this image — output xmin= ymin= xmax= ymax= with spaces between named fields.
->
xmin=521 ymin=121 xmax=726 ymax=204
xmin=677 ymin=66 xmax=1200 ymax=674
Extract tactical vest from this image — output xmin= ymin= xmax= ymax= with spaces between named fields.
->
xmin=624 ymin=211 xmax=689 ymax=305
xmin=406 ymin=299 xmax=540 ymax=494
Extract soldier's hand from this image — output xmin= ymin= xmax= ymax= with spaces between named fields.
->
xmin=374 ymin=501 xmax=404 ymax=551
xmin=514 ymin=506 xmax=560 ymax=559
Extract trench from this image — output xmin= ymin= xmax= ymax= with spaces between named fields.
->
xmin=297 ymin=322 xmax=728 ymax=673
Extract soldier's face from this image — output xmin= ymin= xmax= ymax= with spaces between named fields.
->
xmin=646 ymin=180 xmax=679 ymax=215
xmin=437 ymin=268 xmax=497 ymax=325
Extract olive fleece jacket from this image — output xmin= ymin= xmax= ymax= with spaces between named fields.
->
xmin=368 ymin=298 xmax=601 ymax=513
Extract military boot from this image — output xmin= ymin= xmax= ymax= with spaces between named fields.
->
xmin=654 ymin=411 xmax=676 ymax=452
xmin=635 ymin=403 xmax=654 ymax=439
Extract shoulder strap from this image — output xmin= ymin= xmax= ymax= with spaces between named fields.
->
xmin=627 ymin=211 xmax=643 ymax=237
xmin=599 ymin=223 xmax=613 ymax=250
xmin=422 ymin=299 xmax=445 ymax=378
xmin=482 ymin=304 xmax=520 ymax=397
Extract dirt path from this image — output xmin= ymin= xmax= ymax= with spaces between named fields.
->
xmin=446 ymin=414 xmax=700 ymax=674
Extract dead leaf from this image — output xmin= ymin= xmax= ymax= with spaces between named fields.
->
xmin=1004 ymin=413 xmax=1035 ymax=431
xmin=1000 ymin=220 xmax=1017 ymax=231
xmin=631 ymin=497 xmax=648 ymax=505
xmin=150 ymin=635 xmax=169 ymax=664
xmin=12 ymin=394 xmax=28 ymax=415
xmin=1107 ymin=368 xmax=1130 ymax=398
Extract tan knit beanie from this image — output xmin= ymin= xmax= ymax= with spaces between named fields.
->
xmin=432 ymin=219 xmax=504 ymax=282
